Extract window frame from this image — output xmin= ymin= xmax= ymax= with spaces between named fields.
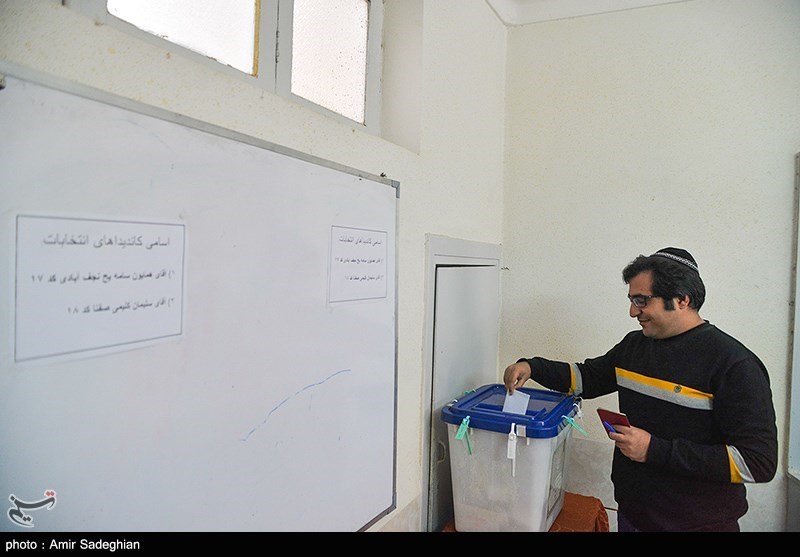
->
xmin=63 ymin=0 xmax=382 ymax=134
xmin=276 ymin=0 xmax=382 ymax=133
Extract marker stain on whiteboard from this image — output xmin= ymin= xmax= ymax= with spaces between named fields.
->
xmin=240 ymin=368 xmax=351 ymax=441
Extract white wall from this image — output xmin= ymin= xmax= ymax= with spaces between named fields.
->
xmin=0 ymin=0 xmax=507 ymax=532
xmin=501 ymin=0 xmax=800 ymax=532
xmin=3 ymin=0 xmax=797 ymax=533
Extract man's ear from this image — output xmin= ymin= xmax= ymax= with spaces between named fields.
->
xmin=676 ymin=295 xmax=692 ymax=309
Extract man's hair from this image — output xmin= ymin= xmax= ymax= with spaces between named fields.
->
xmin=622 ymin=247 xmax=706 ymax=310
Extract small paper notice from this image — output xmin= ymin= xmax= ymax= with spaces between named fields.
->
xmin=502 ymin=390 xmax=530 ymax=415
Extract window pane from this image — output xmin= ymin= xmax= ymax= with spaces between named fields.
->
xmin=107 ymin=0 xmax=257 ymax=75
xmin=291 ymin=0 xmax=368 ymax=124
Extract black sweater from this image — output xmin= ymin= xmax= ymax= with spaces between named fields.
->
xmin=522 ymin=322 xmax=778 ymax=532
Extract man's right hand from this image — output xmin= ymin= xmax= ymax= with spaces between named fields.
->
xmin=503 ymin=360 xmax=532 ymax=393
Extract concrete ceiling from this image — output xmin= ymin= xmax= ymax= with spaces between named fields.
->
xmin=485 ymin=0 xmax=690 ymax=26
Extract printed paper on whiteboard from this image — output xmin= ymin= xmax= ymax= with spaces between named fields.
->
xmin=14 ymin=214 xmax=186 ymax=364
xmin=329 ymin=225 xmax=388 ymax=303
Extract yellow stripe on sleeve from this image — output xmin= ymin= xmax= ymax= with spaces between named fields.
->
xmin=615 ymin=367 xmax=714 ymax=410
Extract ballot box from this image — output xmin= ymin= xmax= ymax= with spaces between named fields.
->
xmin=441 ymin=384 xmax=580 ymax=532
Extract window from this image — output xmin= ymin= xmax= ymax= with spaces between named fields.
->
xmin=106 ymin=0 xmax=258 ymax=75
xmin=65 ymin=0 xmax=383 ymax=132
xmin=289 ymin=0 xmax=369 ymax=124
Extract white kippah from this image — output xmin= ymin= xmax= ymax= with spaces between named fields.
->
xmin=652 ymin=251 xmax=699 ymax=273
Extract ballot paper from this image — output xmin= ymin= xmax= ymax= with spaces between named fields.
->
xmin=502 ymin=389 xmax=530 ymax=415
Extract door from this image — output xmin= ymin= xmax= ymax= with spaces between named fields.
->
xmin=427 ymin=264 xmax=500 ymax=532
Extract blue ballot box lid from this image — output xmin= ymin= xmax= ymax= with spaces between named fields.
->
xmin=441 ymin=384 xmax=579 ymax=438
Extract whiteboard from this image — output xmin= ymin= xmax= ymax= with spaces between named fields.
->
xmin=0 ymin=70 xmax=397 ymax=532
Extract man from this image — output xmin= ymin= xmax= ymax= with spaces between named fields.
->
xmin=503 ymin=247 xmax=778 ymax=532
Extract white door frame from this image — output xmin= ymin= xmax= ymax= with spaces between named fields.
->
xmin=420 ymin=234 xmax=502 ymax=531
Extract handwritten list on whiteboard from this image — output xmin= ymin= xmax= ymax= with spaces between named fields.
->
xmin=14 ymin=215 xmax=186 ymax=363
xmin=329 ymin=225 xmax=388 ymax=303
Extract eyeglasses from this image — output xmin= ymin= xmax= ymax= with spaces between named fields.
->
xmin=628 ymin=294 xmax=660 ymax=308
